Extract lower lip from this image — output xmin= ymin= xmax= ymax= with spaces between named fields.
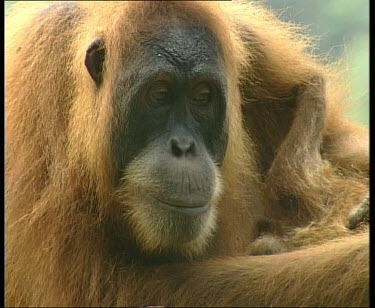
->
xmin=155 ymin=198 xmax=210 ymax=216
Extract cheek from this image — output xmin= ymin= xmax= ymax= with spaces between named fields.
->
xmin=213 ymin=119 xmax=228 ymax=164
xmin=111 ymin=104 xmax=167 ymax=181
xmin=196 ymin=106 xmax=228 ymax=164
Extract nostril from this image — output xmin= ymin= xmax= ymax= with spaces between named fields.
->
xmin=171 ymin=138 xmax=183 ymax=157
xmin=170 ymin=137 xmax=195 ymax=157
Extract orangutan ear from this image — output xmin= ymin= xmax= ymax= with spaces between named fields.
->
xmin=85 ymin=37 xmax=105 ymax=86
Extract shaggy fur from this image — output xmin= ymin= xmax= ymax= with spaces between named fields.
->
xmin=6 ymin=1 xmax=368 ymax=306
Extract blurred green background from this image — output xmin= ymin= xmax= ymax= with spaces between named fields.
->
xmin=5 ymin=0 xmax=369 ymax=126
xmin=263 ymin=0 xmax=369 ymax=126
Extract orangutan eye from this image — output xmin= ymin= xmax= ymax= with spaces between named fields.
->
xmin=192 ymin=84 xmax=211 ymax=106
xmin=148 ymin=82 xmax=170 ymax=106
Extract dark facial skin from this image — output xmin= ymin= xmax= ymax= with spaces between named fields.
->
xmin=111 ymin=21 xmax=228 ymax=215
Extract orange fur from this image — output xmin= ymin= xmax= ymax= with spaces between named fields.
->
xmin=6 ymin=1 xmax=368 ymax=306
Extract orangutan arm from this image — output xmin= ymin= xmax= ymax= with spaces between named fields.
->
xmin=117 ymin=233 xmax=368 ymax=307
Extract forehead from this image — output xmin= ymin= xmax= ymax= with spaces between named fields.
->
xmin=142 ymin=20 xmax=222 ymax=72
